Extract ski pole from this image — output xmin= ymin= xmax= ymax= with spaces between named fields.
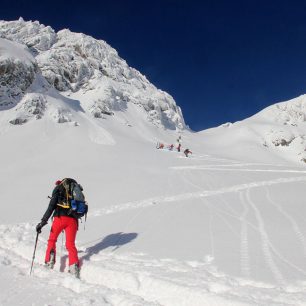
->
xmin=30 ymin=232 xmax=39 ymax=275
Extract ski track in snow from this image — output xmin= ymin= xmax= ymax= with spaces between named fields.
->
xmin=239 ymin=192 xmax=251 ymax=278
xmin=245 ymin=188 xmax=285 ymax=285
xmin=2 ymin=223 xmax=306 ymax=306
xmin=88 ymin=158 xmax=306 ymax=300
xmin=2 ymin=155 xmax=306 ymax=305
xmin=265 ymin=187 xmax=306 ymax=259
xmin=0 ymin=224 xmax=253 ymax=306
xmin=171 ymin=165 xmax=306 ymax=174
xmin=91 ymin=175 xmax=306 ymax=217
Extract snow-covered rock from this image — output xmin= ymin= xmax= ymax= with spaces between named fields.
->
xmin=260 ymin=95 xmax=306 ymax=126
xmin=0 ymin=18 xmax=185 ymax=130
xmin=0 ymin=17 xmax=56 ymax=51
xmin=9 ymin=93 xmax=47 ymax=125
xmin=195 ymin=94 xmax=306 ymax=164
xmin=0 ymin=38 xmax=38 ymax=110
xmin=253 ymin=96 xmax=306 ymax=162
xmin=264 ymin=129 xmax=295 ymax=147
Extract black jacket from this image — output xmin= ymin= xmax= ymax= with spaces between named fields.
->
xmin=41 ymin=185 xmax=76 ymax=222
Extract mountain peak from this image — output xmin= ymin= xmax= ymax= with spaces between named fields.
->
xmin=0 ymin=18 xmax=185 ymax=130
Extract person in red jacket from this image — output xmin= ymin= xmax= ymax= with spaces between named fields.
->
xmin=36 ymin=179 xmax=80 ymax=278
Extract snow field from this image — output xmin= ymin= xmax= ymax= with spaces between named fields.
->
xmin=2 ymin=221 xmax=306 ymax=306
xmin=2 ymin=142 xmax=306 ymax=305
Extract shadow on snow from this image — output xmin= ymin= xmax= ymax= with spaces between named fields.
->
xmin=59 ymin=232 xmax=138 ymax=271
xmin=81 ymin=232 xmax=138 ymax=262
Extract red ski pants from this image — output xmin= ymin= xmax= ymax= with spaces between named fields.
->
xmin=45 ymin=216 xmax=79 ymax=266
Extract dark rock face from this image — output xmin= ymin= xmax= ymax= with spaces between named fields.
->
xmin=0 ymin=58 xmax=37 ymax=110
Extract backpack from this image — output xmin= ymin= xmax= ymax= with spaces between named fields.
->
xmin=57 ymin=178 xmax=88 ymax=219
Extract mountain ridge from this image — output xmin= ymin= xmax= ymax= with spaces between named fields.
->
xmin=1 ymin=18 xmax=306 ymax=165
xmin=0 ymin=18 xmax=186 ymax=130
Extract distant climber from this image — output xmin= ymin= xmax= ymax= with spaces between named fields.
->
xmin=168 ymin=144 xmax=174 ymax=151
xmin=156 ymin=142 xmax=165 ymax=149
xmin=184 ymin=148 xmax=192 ymax=157
xmin=177 ymin=143 xmax=181 ymax=152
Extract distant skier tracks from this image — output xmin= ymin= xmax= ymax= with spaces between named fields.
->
xmin=1 ymin=157 xmax=306 ymax=304
xmin=91 ymin=175 xmax=306 ymax=217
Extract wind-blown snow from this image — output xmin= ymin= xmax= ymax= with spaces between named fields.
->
xmin=1 ymin=18 xmax=306 ymax=306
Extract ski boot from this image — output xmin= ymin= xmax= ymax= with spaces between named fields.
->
xmin=45 ymin=250 xmax=55 ymax=269
xmin=69 ymin=263 xmax=80 ymax=279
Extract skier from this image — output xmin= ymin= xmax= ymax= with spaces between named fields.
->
xmin=156 ymin=142 xmax=164 ymax=149
xmin=168 ymin=144 xmax=174 ymax=151
xmin=176 ymin=134 xmax=182 ymax=152
xmin=36 ymin=179 xmax=80 ymax=278
xmin=184 ymin=148 xmax=192 ymax=157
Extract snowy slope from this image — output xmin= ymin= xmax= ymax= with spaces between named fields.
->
xmin=1 ymin=18 xmax=306 ymax=306
xmin=2 ymin=116 xmax=306 ymax=305
xmin=194 ymin=94 xmax=306 ymax=166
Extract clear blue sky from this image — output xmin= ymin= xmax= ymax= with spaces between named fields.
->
xmin=2 ymin=0 xmax=306 ymax=131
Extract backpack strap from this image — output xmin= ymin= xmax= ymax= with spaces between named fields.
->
xmin=56 ymin=178 xmax=72 ymax=209
xmin=57 ymin=203 xmax=70 ymax=209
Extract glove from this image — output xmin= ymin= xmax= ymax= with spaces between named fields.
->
xmin=36 ymin=220 xmax=47 ymax=233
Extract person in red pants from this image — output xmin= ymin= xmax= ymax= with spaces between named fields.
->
xmin=36 ymin=179 xmax=80 ymax=278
